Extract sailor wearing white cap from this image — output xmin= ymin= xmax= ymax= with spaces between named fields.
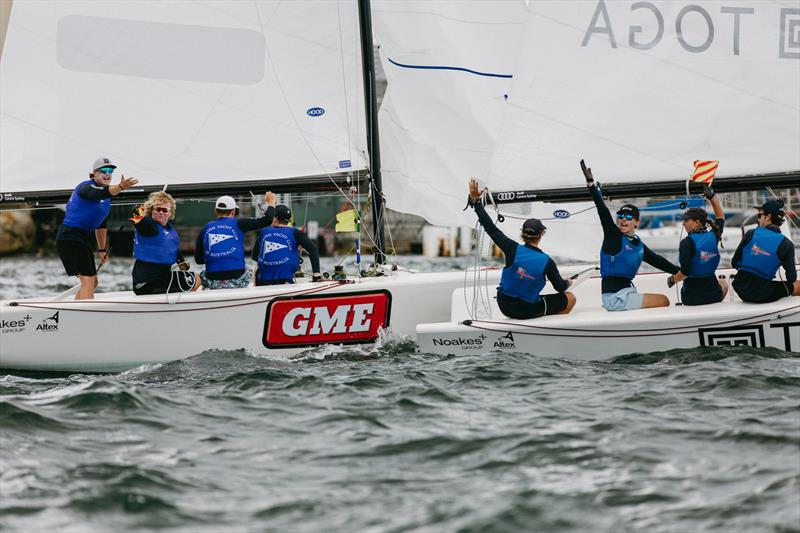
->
xmin=195 ymin=191 xmax=277 ymax=289
xmin=55 ymin=157 xmax=138 ymax=300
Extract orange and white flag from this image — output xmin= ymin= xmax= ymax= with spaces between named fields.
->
xmin=691 ymin=160 xmax=719 ymax=184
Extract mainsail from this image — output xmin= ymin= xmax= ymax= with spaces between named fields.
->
xmin=1 ymin=0 xmax=368 ymax=200
xmin=374 ymin=0 xmax=799 ymax=260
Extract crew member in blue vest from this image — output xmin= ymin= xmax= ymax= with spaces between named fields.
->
xmin=130 ymin=191 xmax=200 ymax=295
xmin=195 ymin=192 xmax=276 ymax=289
xmin=468 ymin=179 xmax=576 ymax=319
xmin=251 ymin=204 xmax=322 ymax=285
xmin=731 ymin=199 xmax=799 ymax=303
xmin=666 ymin=187 xmax=728 ymax=305
xmin=55 ymin=157 xmax=138 ymax=300
xmin=581 ymin=160 xmax=679 ymax=311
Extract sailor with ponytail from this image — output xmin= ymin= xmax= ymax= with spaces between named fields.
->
xmin=666 ymin=186 xmax=728 ymax=305
xmin=731 ymin=199 xmax=800 ymax=303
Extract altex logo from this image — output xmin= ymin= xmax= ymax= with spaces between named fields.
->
xmin=36 ymin=312 xmax=59 ymax=332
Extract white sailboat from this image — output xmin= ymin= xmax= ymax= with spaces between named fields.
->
xmin=0 ymin=0 xmax=528 ymax=371
xmin=415 ymin=0 xmax=800 ymax=359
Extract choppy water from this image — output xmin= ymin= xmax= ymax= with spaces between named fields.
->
xmin=1 ymin=255 xmax=799 ymax=532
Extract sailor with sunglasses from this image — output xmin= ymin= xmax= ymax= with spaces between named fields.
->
xmin=731 ymin=199 xmax=800 ymax=303
xmin=55 ymin=157 xmax=138 ymax=300
xmin=581 ymin=160 xmax=679 ymax=311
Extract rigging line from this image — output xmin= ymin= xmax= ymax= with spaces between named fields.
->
xmin=386 ymin=58 xmax=512 ymax=79
xmin=495 ymin=204 xmax=598 ymax=221
xmin=336 ymin=0 xmax=355 ymax=173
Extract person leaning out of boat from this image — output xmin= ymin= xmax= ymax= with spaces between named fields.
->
xmin=467 ymin=179 xmax=576 ymax=319
xmin=130 ymin=191 xmax=200 ymax=295
xmin=251 ymin=204 xmax=322 ymax=285
xmin=195 ymin=192 xmax=276 ymax=289
xmin=665 ymin=187 xmax=728 ymax=305
xmin=581 ymin=160 xmax=679 ymax=311
xmin=731 ymin=199 xmax=800 ymax=303
xmin=55 ymin=157 xmax=138 ymax=300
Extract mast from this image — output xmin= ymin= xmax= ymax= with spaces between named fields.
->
xmin=357 ymin=0 xmax=386 ymax=265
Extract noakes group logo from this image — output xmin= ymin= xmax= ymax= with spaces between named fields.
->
xmin=36 ymin=312 xmax=59 ymax=332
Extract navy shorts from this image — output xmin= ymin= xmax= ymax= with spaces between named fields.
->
xmin=681 ymin=276 xmax=723 ymax=306
xmin=497 ymin=292 xmax=568 ymax=320
xmin=56 ymin=239 xmax=96 ymax=277
xmin=733 ymin=271 xmax=795 ymax=303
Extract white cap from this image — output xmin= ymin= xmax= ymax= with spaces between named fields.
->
xmin=215 ymin=195 xmax=238 ymax=210
xmin=92 ymin=157 xmax=116 ymax=171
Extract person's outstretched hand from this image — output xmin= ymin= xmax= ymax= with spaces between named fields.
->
xmin=580 ymin=160 xmax=594 ymax=187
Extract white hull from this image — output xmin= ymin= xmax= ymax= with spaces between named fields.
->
xmin=417 ymin=268 xmax=800 ymax=360
xmin=0 ymin=269 xmax=500 ymax=372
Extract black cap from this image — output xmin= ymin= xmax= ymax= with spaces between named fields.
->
xmin=760 ymin=199 xmax=785 ymax=218
xmin=681 ymin=207 xmax=708 ymax=222
xmin=275 ymin=204 xmax=292 ymax=222
xmin=522 ymin=218 xmax=546 ymax=235
xmin=616 ymin=204 xmax=640 ymax=219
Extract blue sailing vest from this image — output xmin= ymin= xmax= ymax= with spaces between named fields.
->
xmin=256 ymin=226 xmax=300 ymax=281
xmin=201 ymin=217 xmax=245 ymax=272
xmin=600 ymin=235 xmax=644 ymax=279
xmin=739 ymin=227 xmax=785 ymax=280
xmin=62 ymin=180 xmax=111 ymax=231
xmin=686 ymin=231 xmax=720 ymax=278
xmin=498 ymin=245 xmax=549 ymax=303
xmin=133 ymin=223 xmax=180 ymax=265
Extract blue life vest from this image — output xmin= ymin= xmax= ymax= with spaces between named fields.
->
xmin=62 ymin=180 xmax=111 ymax=231
xmin=739 ymin=227 xmax=785 ymax=280
xmin=134 ymin=222 xmax=180 ymax=265
xmin=201 ymin=217 xmax=245 ymax=272
xmin=498 ymin=244 xmax=549 ymax=303
xmin=256 ymin=226 xmax=300 ymax=281
xmin=686 ymin=231 xmax=720 ymax=278
xmin=600 ymin=235 xmax=644 ymax=279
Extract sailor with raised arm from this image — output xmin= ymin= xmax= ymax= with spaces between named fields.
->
xmin=467 ymin=179 xmax=576 ymax=319
xmin=195 ymin=192 xmax=276 ymax=289
xmin=55 ymin=157 xmax=138 ymax=300
xmin=731 ymin=199 xmax=800 ymax=303
xmin=581 ymin=160 xmax=679 ymax=311
xmin=666 ymin=187 xmax=729 ymax=305
xmin=252 ymin=204 xmax=322 ymax=285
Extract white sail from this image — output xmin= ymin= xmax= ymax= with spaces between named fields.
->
xmin=489 ymin=0 xmax=800 ymax=189
xmin=0 ymin=0 xmax=367 ymax=195
xmin=373 ymin=0 xmax=527 ymax=228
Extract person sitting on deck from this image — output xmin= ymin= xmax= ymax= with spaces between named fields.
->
xmin=467 ymin=178 xmax=576 ymax=319
xmin=251 ymin=204 xmax=322 ymax=285
xmin=130 ymin=191 xmax=200 ymax=295
xmin=731 ymin=199 xmax=799 ymax=303
xmin=195 ymin=192 xmax=276 ymax=289
xmin=666 ymin=187 xmax=728 ymax=305
xmin=55 ymin=157 xmax=138 ymax=300
xmin=581 ymin=160 xmax=679 ymax=311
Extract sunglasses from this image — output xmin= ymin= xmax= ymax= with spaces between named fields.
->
xmin=152 ymin=207 xmax=171 ymax=213
xmin=617 ymin=213 xmax=635 ymax=221
xmin=97 ymin=167 xmax=115 ymax=175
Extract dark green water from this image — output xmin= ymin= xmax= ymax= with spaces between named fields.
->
xmin=1 ymin=257 xmax=799 ymax=532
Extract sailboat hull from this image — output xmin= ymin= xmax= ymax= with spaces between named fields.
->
xmin=417 ymin=268 xmax=800 ymax=360
xmin=0 ymin=270 xmax=499 ymax=372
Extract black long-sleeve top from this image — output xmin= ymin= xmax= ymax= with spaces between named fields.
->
xmin=195 ymin=207 xmax=275 ymax=279
xmin=250 ymin=226 xmax=321 ymax=275
xmin=732 ymin=225 xmax=797 ymax=283
xmin=132 ymin=216 xmax=186 ymax=285
xmin=589 ymin=184 xmax=679 ymax=293
xmin=55 ymin=183 xmax=110 ymax=243
xmin=473 ymin=202 xmax=569 ymax=293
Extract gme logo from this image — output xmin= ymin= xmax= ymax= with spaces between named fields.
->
xmin=263 ymin=290 xmax=391 ymax=348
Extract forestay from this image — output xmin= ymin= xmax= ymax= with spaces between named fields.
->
xmin=1 ymin=0 xmax=367 ymax=197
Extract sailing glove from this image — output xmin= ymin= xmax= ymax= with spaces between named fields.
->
xmin=703 ymin=186 xmax=715 ymax=199
xmin=580 ymin=159 xmax=594 ymax=186
xmin=667 ymin=275 xmax=676 ymax=288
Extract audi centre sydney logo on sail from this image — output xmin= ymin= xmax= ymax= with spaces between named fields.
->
xmin=262 ymin=290 xmax=391 ymax=348
xmin=307 ymin=107 xmax=325 ymax=117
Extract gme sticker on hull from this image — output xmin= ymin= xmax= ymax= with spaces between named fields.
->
xmin=263 ymin=290 xmax=391 ymax=348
